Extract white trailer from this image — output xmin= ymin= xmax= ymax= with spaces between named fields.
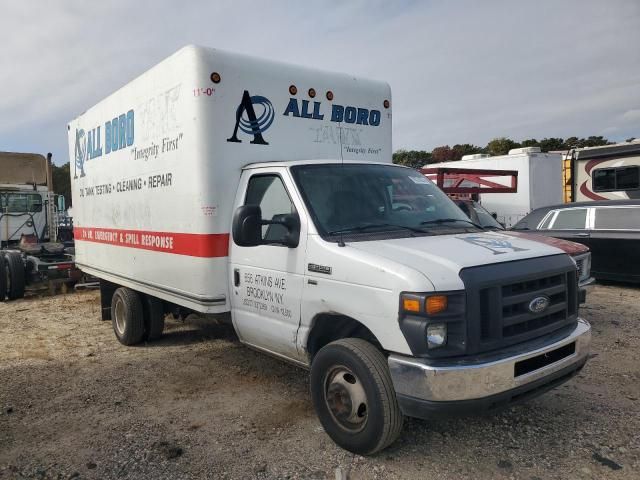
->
xmin=69 ymin=46 xmax=590 ymax=454
xmin=430 ymin=147 xmax=563 ymax=227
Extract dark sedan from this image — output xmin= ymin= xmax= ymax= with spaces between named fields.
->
xmin=511 ymin=200 xmax=640 ymax=283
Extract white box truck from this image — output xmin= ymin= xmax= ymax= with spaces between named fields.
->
xmin=431 ymin=148 xmax=563 ymax=227
xmin=68 ymin=46 xmax=591 ymax=454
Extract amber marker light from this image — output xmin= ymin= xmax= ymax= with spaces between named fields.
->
xmin=308 ymin=88 xmax=316 ymax=98
xmin=289 ymin=85 xmax=298 ymax=95
xmin=326 ymin=90 xmax=334 ymax=101
xmin=402 ymin=297 xmax=421 ymax=313
xmin=210 ymin=72 xmax=221 ymax=83
xmin=426 ymin=295 xmax=448 ymax=315
xmin=383 ymin=99 xmax=390 ymax=109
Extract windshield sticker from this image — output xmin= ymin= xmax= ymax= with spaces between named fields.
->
xmin=457 ymin=234 xmax=529 ymax=255
xmin=409 ymin=176 xmax=429 ymax=184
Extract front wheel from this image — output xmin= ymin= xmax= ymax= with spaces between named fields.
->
xmin=310 ymin=338 xmax=404 ymax=455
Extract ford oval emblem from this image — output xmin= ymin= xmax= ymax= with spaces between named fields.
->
xmin=528 ymin=296 xmax=550 ymax=314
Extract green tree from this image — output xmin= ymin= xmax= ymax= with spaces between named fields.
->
xmin=520 ymin=138 xmax=540 ymax=148
xmin=538 ymin=137 xmax=565 ymax=152
xmin=431 ymin=145 xmax=456 ymax=163
xmin=51 ymin=162 xmax=72 ymax=208
xmin=451 ymin=143 xmax=484 ymax=160
xmin=392 ymin=149 xmax=432 ymax=169
xmin=581 ymin=136 xmax=611 ymax=147
xmin=486 ymin=137 xmax=520 ymax=156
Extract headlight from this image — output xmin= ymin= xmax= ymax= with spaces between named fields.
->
xmin=426 ymin=323 xmax=447 ymax=348
xmin=399 ymin=291 xmax=465 ymax=356
xmin=572 ymin=252 xmax=591 ymax=283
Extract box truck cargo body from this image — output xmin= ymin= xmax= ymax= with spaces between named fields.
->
xmin=430 ymin=148 xmax=563 ymax=227
xmin=68 ymin=46 xmax=391 ymax=312
xmin=69 ymin=46 xmax=590 ymax=455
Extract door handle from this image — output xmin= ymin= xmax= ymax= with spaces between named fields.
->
xmin=574 ymin=233 xmax=590 ymax=237
xmin=233 ymin=268 xmax=240 ymax=287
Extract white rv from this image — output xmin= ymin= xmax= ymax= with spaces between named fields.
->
xmin=569 ymin=141 xmax=640 ymax=202
xmin=68 ymin=46 xmax=590 ymax=454
xmin=430 ymin=147 xmax=563 ymax=227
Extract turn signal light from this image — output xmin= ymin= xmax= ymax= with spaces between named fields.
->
xmin=426 ymin=295 xmax=448 ymax=315
xmin=402 ymin=298 xmax=421 ymax=313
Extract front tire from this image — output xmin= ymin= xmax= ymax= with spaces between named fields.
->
xmin=310 ymin=338 xmax=404 ymax=455
xmin=5 ymin=252 xmax=25 ymax=300
xmin=111 ymin=287 xmax=145 ymax=345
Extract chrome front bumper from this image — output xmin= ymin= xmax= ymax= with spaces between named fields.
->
xmin=388 ymin=318 xmax=591 ymax=415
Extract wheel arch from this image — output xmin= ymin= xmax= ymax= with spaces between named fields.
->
xmin=305 ymin=312 xmax=383 ymax=361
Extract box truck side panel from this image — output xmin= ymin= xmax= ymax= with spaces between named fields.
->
xmin=68 ymin=46 xmax=392 ymax=312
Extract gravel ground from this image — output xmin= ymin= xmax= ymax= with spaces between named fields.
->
xmin=0 ymin=283 xmax=639 ymax=480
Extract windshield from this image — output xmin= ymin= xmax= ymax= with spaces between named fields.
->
xmin=290 ymin=163 xmax=479 ymax=241
xmin=457 ymin=200 xmax=504 ymax=230
xmin=472 ymin=202 xmax=503 ymax=229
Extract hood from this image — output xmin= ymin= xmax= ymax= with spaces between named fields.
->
xmin=504 ymin=231 xmax=589 ymax=256
xmin=349 ymin=231 xmax=566 ymax=291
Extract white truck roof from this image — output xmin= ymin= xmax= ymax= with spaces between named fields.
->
xmin=68 ymin=45 xmax=392 ymax=311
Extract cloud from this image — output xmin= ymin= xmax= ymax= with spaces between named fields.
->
xmin=0 ymin=0 xmax=639 ymax=164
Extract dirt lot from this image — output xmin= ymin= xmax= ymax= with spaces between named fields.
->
xmin=1 ymin=284 xmax=639 ymax=480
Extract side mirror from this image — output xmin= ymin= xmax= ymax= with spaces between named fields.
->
xmin=272 ymin=212 xmax=300 ymax=248
xmin=232 ymin=205 xmax=301 ymax=248
xmin=232 ymin=205 xmax=262 ymax=247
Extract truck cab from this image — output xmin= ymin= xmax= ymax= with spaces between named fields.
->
xmin=229 ymin=159 xmax=590 ymax=453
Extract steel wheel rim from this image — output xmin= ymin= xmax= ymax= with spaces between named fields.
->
xmin=114 ymin=297 xmax=126 ymax=336
xmin=324 ymin=365 xmax=368 ymax=432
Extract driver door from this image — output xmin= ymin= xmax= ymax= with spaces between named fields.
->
xmin=229 ymin=170 xmax=307 ymax=361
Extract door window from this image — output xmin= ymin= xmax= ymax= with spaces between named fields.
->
xmin=594 ymin=207 xmax=640 ymax=230
xmin=245 ymin=175 xmax=295 ymax=243
xmin=550 ymin=209 xmax=587 ymax=229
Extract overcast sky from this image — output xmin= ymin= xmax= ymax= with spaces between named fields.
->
xmin=1 ymin=0 xmax=639 ymax=164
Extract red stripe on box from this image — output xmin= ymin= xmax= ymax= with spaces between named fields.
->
xmin=73 ymin=227 xmax=229 ymax=258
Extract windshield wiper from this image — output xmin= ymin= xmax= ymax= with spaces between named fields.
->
xmin=328 ymin=223 xmax=430 ymax=236
xmin=420 ymin=218 xmax=484 ymax=229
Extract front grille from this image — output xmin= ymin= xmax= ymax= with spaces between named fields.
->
xmin=461 ymin=255 xmax=578 ymax=355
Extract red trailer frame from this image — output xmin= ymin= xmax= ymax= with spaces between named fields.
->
xmin=420 ymin=167 xmax=518 ymax=195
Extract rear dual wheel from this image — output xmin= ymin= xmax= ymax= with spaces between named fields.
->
xmin=111 ymin=287 xmax=165 ymax=345
xmin=310 ymin=338 xmax=404 ymax=455
xmin=111 ymin=287 xmax=145 ymax=345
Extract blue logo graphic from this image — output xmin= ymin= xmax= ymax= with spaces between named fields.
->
xmin=458 ymin=234 xmax=529 ymax=255
xmin=72 ymin=109 xmax=135 ymax=179
xmin=227 ymin=90 xmax=274 ymax=145
xmin=74 ymin=128 xmax=87 ymax=178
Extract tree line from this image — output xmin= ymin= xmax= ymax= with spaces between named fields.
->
xmin=392 ymin=135 xmax=631 ymax=169
xmin=49 ymin=134 xmax=633 ymax=207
